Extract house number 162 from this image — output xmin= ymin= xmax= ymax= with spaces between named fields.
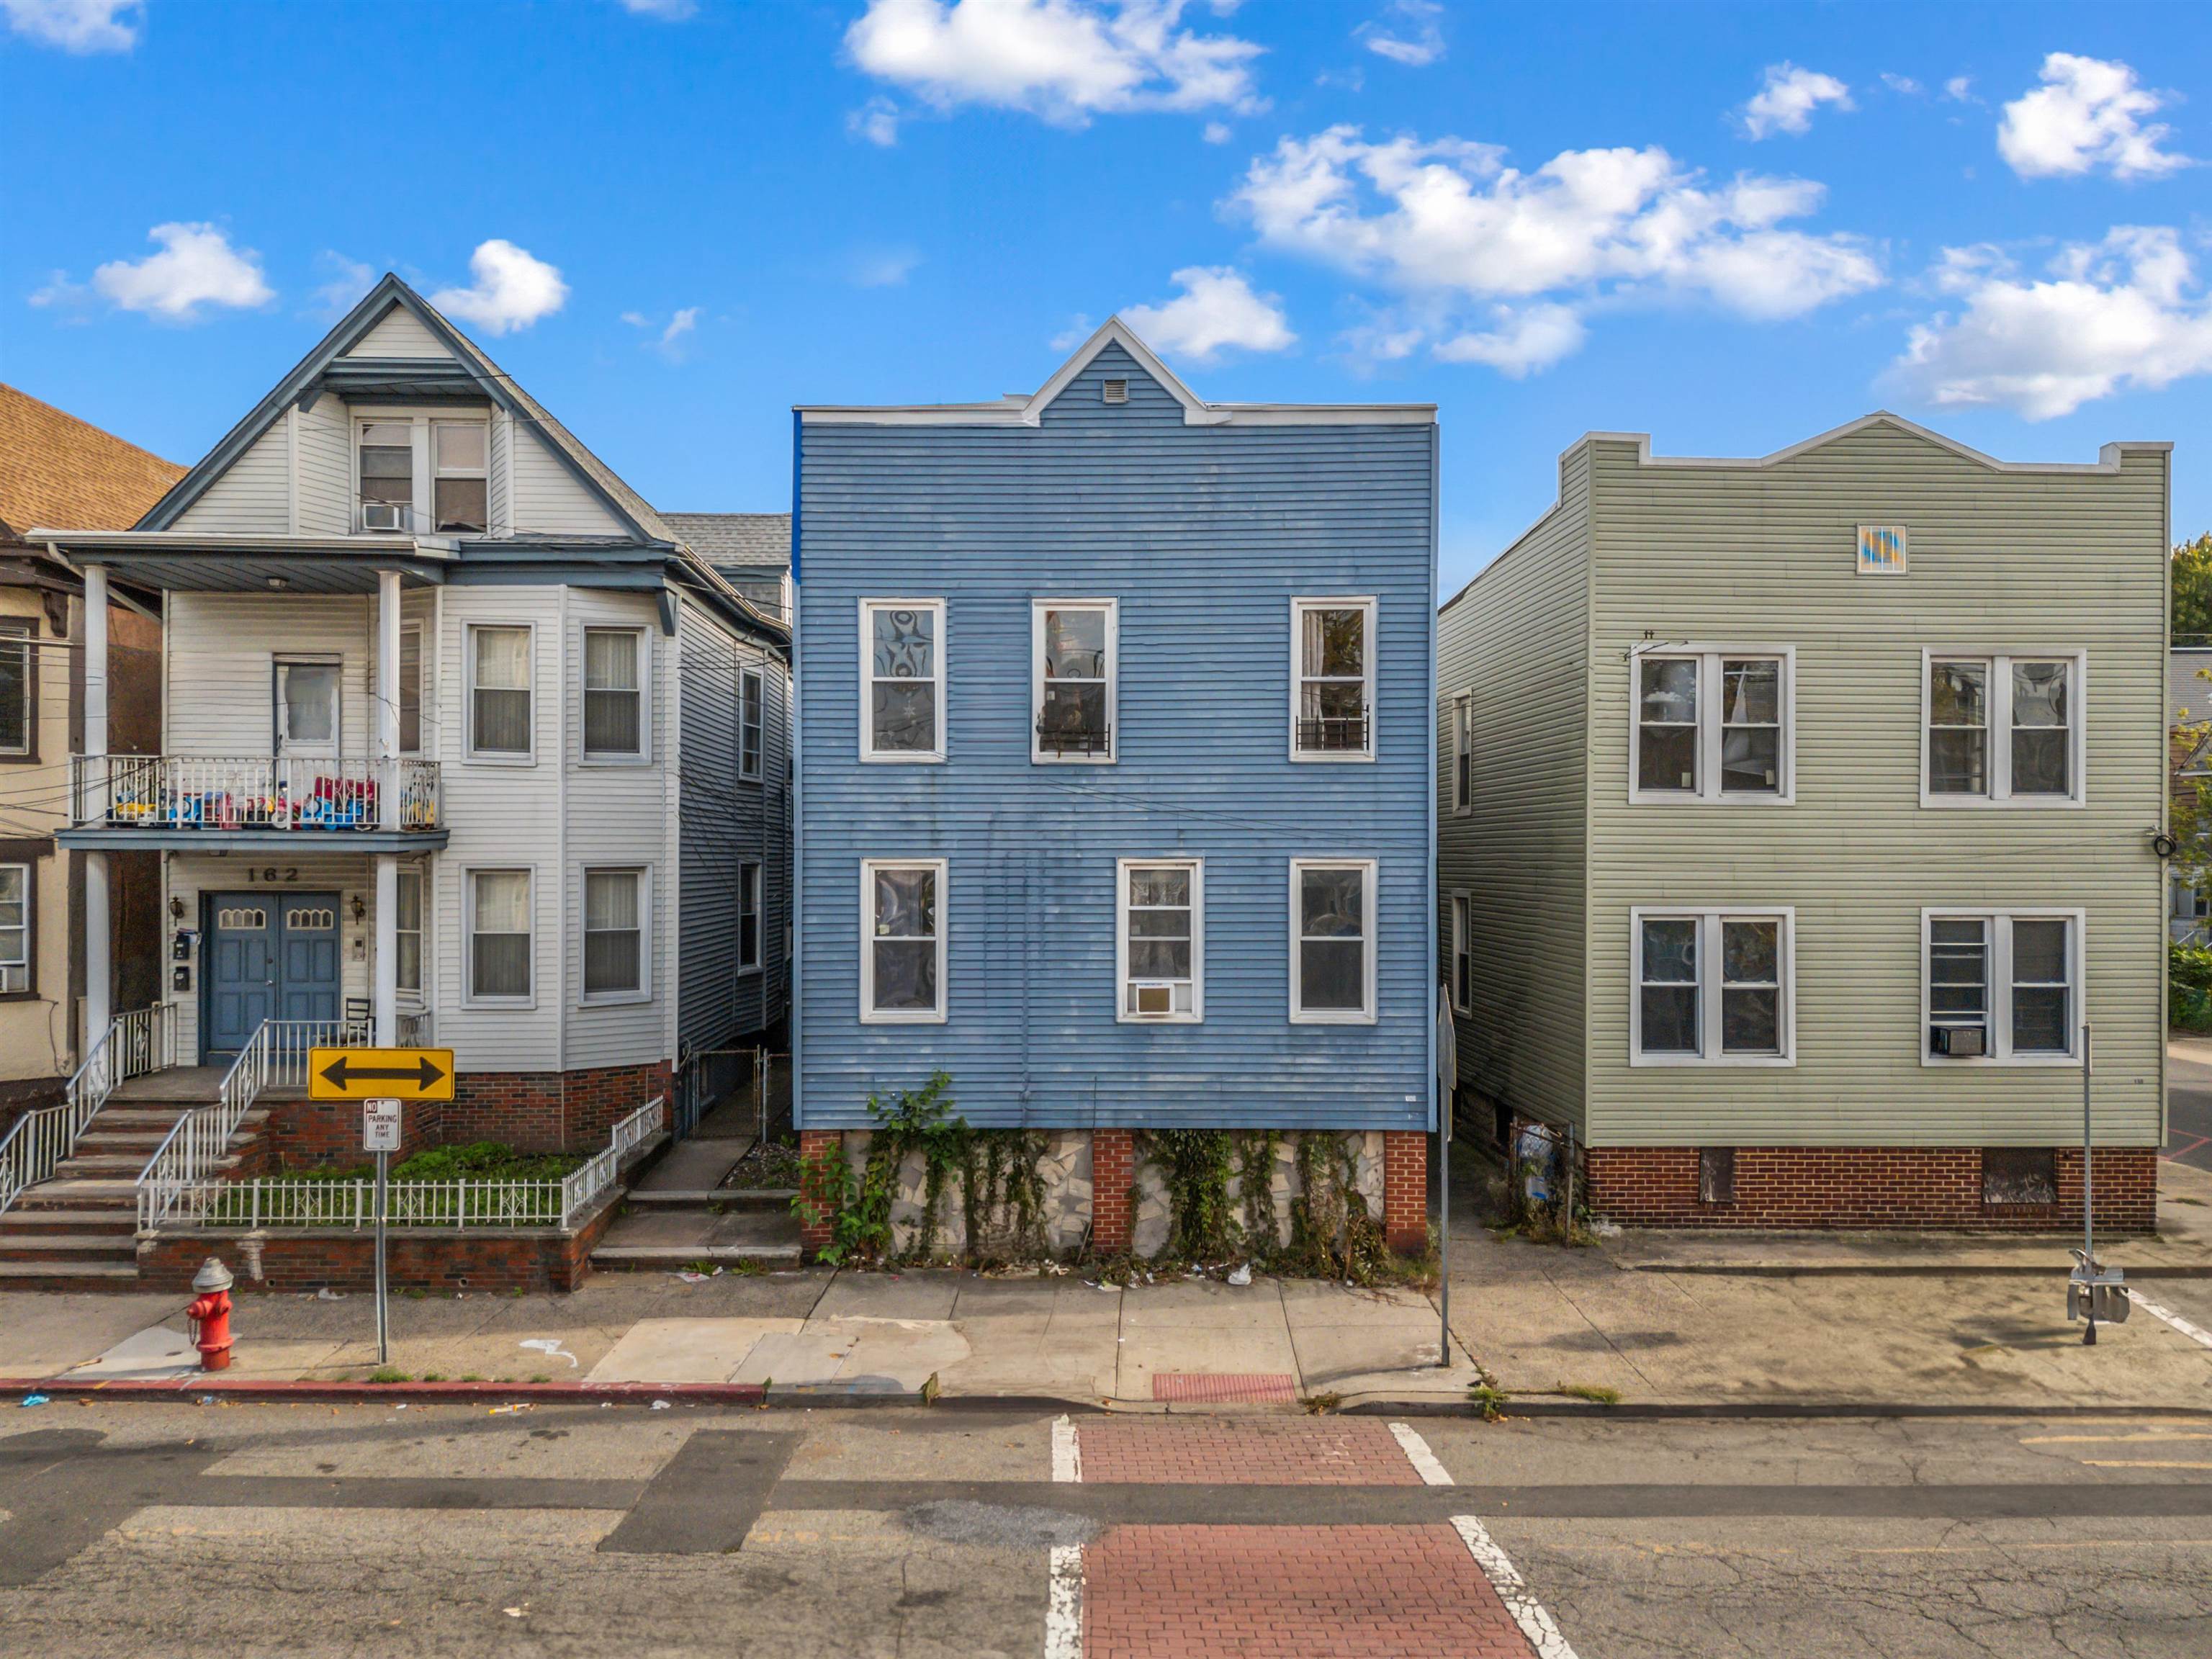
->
xmin=246 ymin=868 xmax=300 ymax=884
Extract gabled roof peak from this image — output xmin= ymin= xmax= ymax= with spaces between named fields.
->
xmin=1573 ymin=410 xmax=2170 ymax=476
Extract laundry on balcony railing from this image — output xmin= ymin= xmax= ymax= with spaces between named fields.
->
xmin=71 ymin=755 xmax=439 ymax=832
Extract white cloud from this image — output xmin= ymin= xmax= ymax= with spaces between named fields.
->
xmin=1880 ymin=73 xmax=1922 ymax=96
xmin=853 ymin=248 xmax=922 ymax=287
xmin=1122 ymin=265 xmax=1294 ymax=361
xmin=621 ymin=305 xmax=703 ymax=361
xmin=1050 ymin=313 xmax=1095 ymax=351
xmin=2 ymin=0 xmax=140 ymax=52
xmin=616 ymin=0 xmax=696 ymax=16
xmin=1998 ymin=53 xmax=2191 ymax=180
xmin=89 ymin=222 xmax=274 ymax=320
xmin=1740 ymin=63 xmax=1853 ymax=139
xmin=1433 ymin=303 xmax=1586 ymax=376
xmin=1232 ymin=125 xmax=1881 ymax=372
xmin=429 ymin=240 xmax=569 ymax=335
xmin=845 ymin=0 xmax=1263 ymax=128
xmin=1202 ymin=120 xmax=1231 ymax=144
xmin=848 ymin=96 xmax=902 ymax=145
xmin=1357 ymin=0 xmax=1444 ymax=68
xmin=1943 ymin=75 xmax=1976 ymax=103
xmin=1892 ymin=226 xmax=2212 ymax=418
xmin=310 ymin=253 xmax=374 ymax=318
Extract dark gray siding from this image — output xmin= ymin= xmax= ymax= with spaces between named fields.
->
xmin=796 ymin=342 xmax=1437 ymax=1130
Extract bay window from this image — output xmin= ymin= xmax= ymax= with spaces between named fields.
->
xmin=583 ymin=627 xmax=644 ymax=759
xmin=583 ymin=868 xmax=646 ymax=999
xmin=467 ymin=869 xmax=532 ymax=1002
xmin=468 ymin=625 xmax=533 ymax=757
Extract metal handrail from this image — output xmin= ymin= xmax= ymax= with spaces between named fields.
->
xmin=0 ymin=1005 xmax=173 ymax=1216
xmin=560 ymin=1096 xmax=666 ymax=1227
xmin=136 ymin=1017 xmax=374 ymax=1229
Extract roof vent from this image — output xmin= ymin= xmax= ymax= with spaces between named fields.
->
xmin=1102 ymin=378 xmax=1129 ymax=405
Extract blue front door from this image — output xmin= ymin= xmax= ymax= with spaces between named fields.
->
xmin=204 ymin=891 xmax=341 ymax=1061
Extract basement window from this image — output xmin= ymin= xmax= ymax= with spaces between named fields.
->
xmin=1699 ymin=1147 xmax=1735 ymax=1205
xmin=1982 ymin=1147 xmax=2058 ymax=1205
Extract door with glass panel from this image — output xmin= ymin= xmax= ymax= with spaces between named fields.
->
xmin=274 ymin=657 xmax=341 ymax=757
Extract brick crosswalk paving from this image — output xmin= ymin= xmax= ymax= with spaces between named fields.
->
xmin=1074 ymin=1418 xmax=1424 ymax=1485
xmin=1079 ymin=1524 xmax=1538 ymax=1658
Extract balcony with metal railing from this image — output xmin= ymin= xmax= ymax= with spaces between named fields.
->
xmin=64 ymin=755 xmax=444 ymax=848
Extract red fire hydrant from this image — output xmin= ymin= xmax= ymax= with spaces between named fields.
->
xmin=185 ymin=1256 xmax=235 ymax=1372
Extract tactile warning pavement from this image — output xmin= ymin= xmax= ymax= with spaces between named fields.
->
xmin=1149 ymin=1372 xmax=1298 ymax=1404
xmin=1075 ymin=1418 xmax=1424 ymax=1485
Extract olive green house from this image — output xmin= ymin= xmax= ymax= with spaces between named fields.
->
xmin=1439 ymin=413 xmax=2171 ymax=1228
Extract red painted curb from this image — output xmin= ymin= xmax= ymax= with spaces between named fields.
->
xmin=1 ymin=1377 xmax=769 ymax=1406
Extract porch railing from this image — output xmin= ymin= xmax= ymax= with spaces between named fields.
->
xmin=150 ymin=1095 xmax=665 ymax=1232
xmin=71 ymin=755 xmax=440 ymax=832
xmin=0 ymin=1004 xmax=174 ymax=1215
xmin=137 ymin=1017 xmax=374 ymax=1228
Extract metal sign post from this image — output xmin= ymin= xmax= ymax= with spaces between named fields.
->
xmin=1436 ymin=984 xmax=1457 ymax=1372
xmin=2082 ymin=1022 xmax=2095 ymax=1346
xmin=362 ymin=1099 xmax=401 ymax=1366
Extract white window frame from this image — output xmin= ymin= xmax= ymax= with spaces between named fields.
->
xmin=1115 ymin=857 xmax=1203 ymax=1023
xmin=1451 ymin=693 xmax=1472 ymax=815
xmin=1290 ymin=596 xmax=1377 ymax=763
xmin=272 ymin=653 xmax=343 ymax=758
xmin=580 ymin=865 xmax=652 ymax=1004
xmin=1289 ymin=858 xmax=1379 ymax=1025
xmin=860 ymin=598 xmax=945 ymax=763
xmin=354 ymin=413 xmax=490 ymax=536
xmin=1627 ymin=907 xmax=1797 ymax=1068
xmin=0 ymin=861 xmax=30 ymax=997
xmin=1032 ymin=598 xmax=1118 ymax=765
xmin=1449 ymin=890 xmax=1472 ymax=1015
xmin=429 ymin=418 xmax=490 ymax=535
xmin=580 ymin=624 xmax=650 ymax=765
xmin=393 ymin=865 xmax=425 ymax=1001
xmin=1627 ymin=646 xmax=1795 ymax=804
xmin=398 ymin=621 xmax=424 ymax=757
xmin=463 ymin=866 xmax=536 ymax=1009
xmin=1921 ymin=907 xmax=2085 ymax=1066
xmin=860 ymin=857 xmax=948 ymax=1023
xmin=739 ymin=664 xmax=765 ymax=782
xmin=465 ymin=621 xmax=536 ymax=764
xmin=0 ymin=621 xmax=32 ymax=757
xmin=738 ymin=860 xmax=763 ymax=975
xmin=1920 ymin=650 xmax=2087 ymax=808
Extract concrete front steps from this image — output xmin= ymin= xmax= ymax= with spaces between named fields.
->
xmin=0 ymin=1089 xmax=272 ymax=1290
xmin=589 ymin=1186 xmax=804 ymax=1271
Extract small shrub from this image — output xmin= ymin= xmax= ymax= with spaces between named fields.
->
xmin=1468 ymin=1384 xmax=1511 ymax=1421
xmin=1557 ymin=1383 xmax=1622 ymax=1406
xmin=2173 ymin=943 xmax=2212 ymax=1031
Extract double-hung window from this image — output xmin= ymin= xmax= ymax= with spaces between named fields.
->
xmin=431 ymin=421 xmax=488 ymax=534
xmin=356 ymin=418 xmax=488 ymax=534
xmin=0 ymin=863 xmax=29 ymax=995
xmin=1925 ymin=654 xmax=2082 ymax=804
xmin=394 ymin=868 xmax=423 ymax=998
xmin=0 ymin=620 xmax=33 ymax=758
xmin=398 ymin=624 xmax=423 ymax=755
xmin=583 ymin=868 xmax=647 ymax=999
xmin=862 ymin=859 xmax=945 ymax=1021
xmin=738 ymin=861 xmax=762 ymax=973
xmin=357 ymin=422 xmax=414 ymax=531
xmin=739 ymin=666 xmax=764 ymax=781
xmin=1631 ymin=908 xmax=1794 ymax=1064
xmin=1632 ymin=649 xmax=1791 ymax=801
xmin=1925 ymin=909 xmax=2080 ymax=1062
xmin=1449 ymin=891 xmax=1472 ymax=1014
xmin=1118 ymin=859 xmax=1200 ymax=1020
xmin=1451 ymin=694 xmax=1472 ymax=814
xmin=583 ymin=627 xmax=645 ymax=759
xmin=468 ymin=625 xmax=533 ymax=758
xmin=1292 ymin=598 xmax=1375 ymax=758
xmin=1291 ymin=859 xmax=1377 ymax=1022
xmin=861 ymin=600 xmax=943 ymax=761
xmin=1035 ymin=601 xmax=1116 ymax=761
xmin=467 ymin=869 xmax=533 ymax=1003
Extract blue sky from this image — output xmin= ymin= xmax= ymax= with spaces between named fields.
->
xmin=3 ymin=0 xmax=2206 ymax=594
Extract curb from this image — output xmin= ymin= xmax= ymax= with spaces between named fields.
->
xmin=1352 ymin=1398 xmax=2212 ymax=1421
xmin=1 ymin=1378 xmax=771 ymax=1406
xmin=1616 ymin=1262 xmax=2212 ymax=1279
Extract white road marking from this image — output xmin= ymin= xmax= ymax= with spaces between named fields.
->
xmin=2078 ymin=1460 xmax=2212 ymax=1470
xmin=2132 ymin=1293 xmax=2212 ymax=1352
xmin=1453 ymin=1515 xmax=1581 ymax=1659
xmin=2021 ymin=1431 xmax=2212 ymax=1444
xmin=1052 ymin=1415 xmax=1082 ymax=1483
xmin=1390 ymin=1421 xmax=1454 ymax=1485
xmin=1045 ymin=1544 xmax=1084 ymax=1659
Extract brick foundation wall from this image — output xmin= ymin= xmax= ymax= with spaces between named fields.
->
xmin=1092 ymin=1128 xmax=1135 ymax=1256
xmin=264 ymin=1098 xmax=447 ymax=1169
xmin=421 ymin=1061 xmax=670 ymax=1155
xmin=1382 ymin=1131 xmax=1428 ymax=1254
xmin=797 ymin=1130 xmax=841 ymax=1255
xmin=137 ymin=1197 xmax=622 ymax=1295
xmin=1586 ymin=1146 xmax=2159 ymax=1231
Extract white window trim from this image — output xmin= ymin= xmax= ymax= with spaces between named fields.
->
xmin=859 ymin=598 xmax=945 ymax=763
xmin=579 ymin=865 xmax=652 ymax=1005
xmin=738 ymin=664 xmax=765 ymax=782
xmin=272 ymin=653 xmax=343 ymax=757
xmin=1451 ymin=693 xmax=1473 ymax=816
xmin=429 ymin=417 xmax=490 ymax=535
xmin=354 ymin=412 xmax=490 ymax=536
xmin=1628 ymin=907 xmax=1797 ymax=1068
xmin=1920 ymin=649 xmax=2087 ymax=809
xmin=1449 ymin=889 xmax=1472 ymax=1015
xmin=1115 ymin=857 xmax=1203 ymax=1023
xmin=1921 ymin=907 xmax=2085 ymax=1066
xmin=1290 ymin=596 xmax=1377 ymax=764
xmin=462 ymin=865 xmax=536 ymax=1010
xmin=0 ymin=861 xmax=30 ymax=995
xmin=1288 ymin=858 xmax=1379 ymax=1025
xmin=860 ymin=857 xmax=948 ymax=1024
xmin=1032 ymin=598 xmax=1119 ymax=765
xmin=1627 ymin=645 xmax=1796 ymax=805
xmin=465 ymin=621 xmax=536 ymax=765
xmin=579 ymin=623 xmax=652 ymax=765
xmin=737 ymin=859 xmax=763 ymax=976
xmin=398 ymin=621 xmax=425 ymax=757
xmin=393 ymin=864 xmax=426 ymax=1004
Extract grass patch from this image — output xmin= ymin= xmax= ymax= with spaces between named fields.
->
xmin=366 ymin=1368 xmax=409 ymax=1385
xmin=1557 ymin=1383 xmax=1621 ymax=1406
xmin=1468 ymin=1384 xmax=1511 ymax=1421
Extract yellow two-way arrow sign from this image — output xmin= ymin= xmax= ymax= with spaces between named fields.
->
xmin=307 ymin=1046 xmax=456 ymax=1102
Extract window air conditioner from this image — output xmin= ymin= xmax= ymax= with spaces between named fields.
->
xmin=1930 ymin=1024 xmax=1986 ymax=1058
xmin=1133 ymin=984 xmax=1173 ymax=1015
xmin=361 ymin=500 xmax=408 ymax=532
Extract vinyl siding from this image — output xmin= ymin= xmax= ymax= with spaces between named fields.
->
xmin=489 ymin=410 xmax=513 ymax=537
xmin=166 ymin=593 xmax=370 ymax=756
xmin=796 ymin=342 xmax=1437 ymax=1130
xmin=295 ymin=393 xmax=353 ymax=537
xmin=1437 ymin=449 xmax=1591 ymax=1130
xmin=173 ymin=423 xmax=289 ymax=535
xmin=1581 ymin=424 xmax=2169 ymax=1148
xmin=511 ymin=424 xmax=623 ymax=536
xmin=345 ymin=306 xmax=446 ymax=359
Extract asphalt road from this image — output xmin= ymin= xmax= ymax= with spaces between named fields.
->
xmin=2167 ymin=1045 xmax=2212 ymax=1170
xmin=2 ymin=1403 xmax=2207 ymax=1657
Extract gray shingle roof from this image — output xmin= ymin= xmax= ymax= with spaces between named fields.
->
xmin=662 ymin=513 xmax=790 ymax=568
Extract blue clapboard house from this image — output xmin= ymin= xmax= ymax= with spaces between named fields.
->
xmin=791 ymin=321 xmax=1438 ymax=1254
